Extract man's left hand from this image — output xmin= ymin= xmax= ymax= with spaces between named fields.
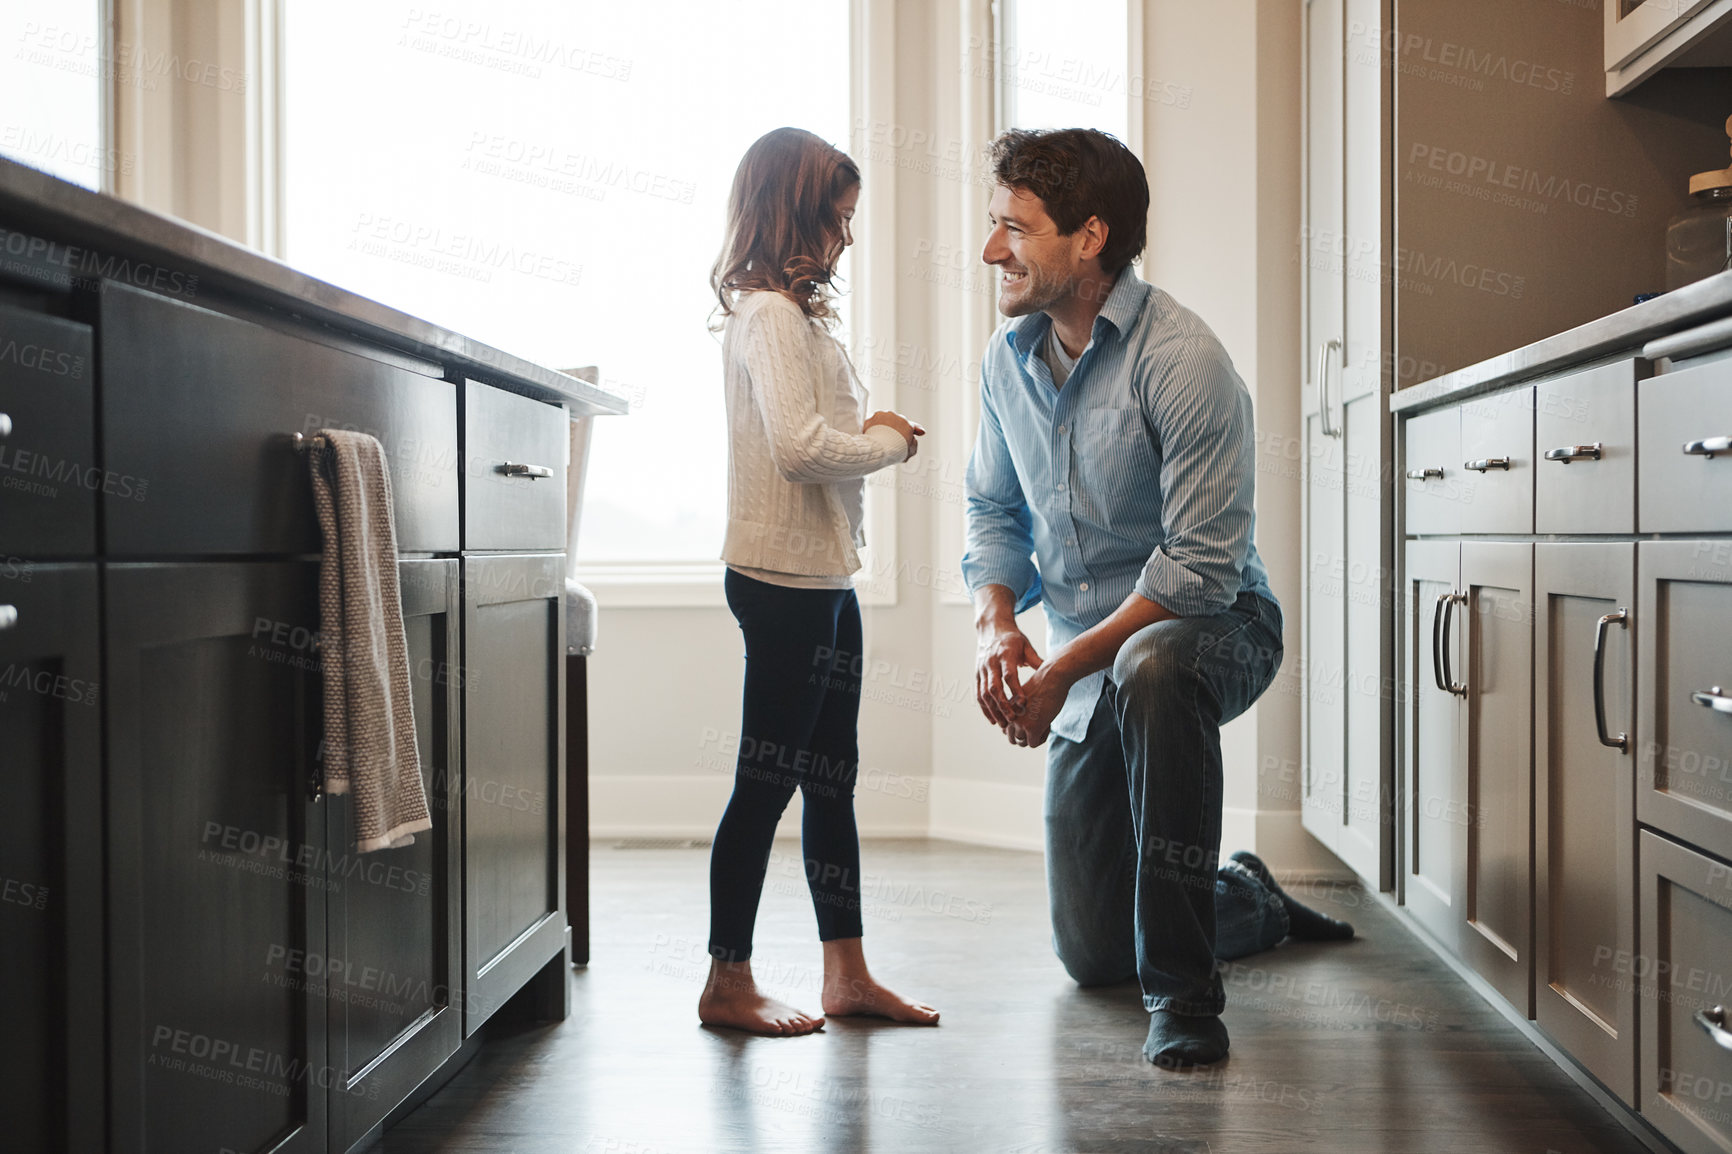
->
xmin=1004 ymin=660 xmax=1071 ymax=748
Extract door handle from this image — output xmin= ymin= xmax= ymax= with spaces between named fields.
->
xmin=1696 ymin=1006 xmax=1732 ymax=1052
xmin=500 ymin=462 xmax=554 ymax=479
xmin=1434 ymin=591 xmax=1467 ymax=697
xmin=1464 ymin=457 xmax=1511 ymax=472
xmin=1593 ymin=608 xmax=1629 ymax=753
xmin=1682 ymin=436 xmax=1732 ymax=460
xmin=1406 ymin=467 xmax=1444 ymax=481
xmin=1691 ymin=686 xmax=1732 ymax=714
xmin=1544 ymin=443 xmax=1603 ymax=464
xmin=1316 ymin=338 xmax=1342 ymax=439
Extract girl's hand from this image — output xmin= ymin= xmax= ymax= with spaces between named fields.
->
xmin=864 ymin=410 xmax=926 ymax=460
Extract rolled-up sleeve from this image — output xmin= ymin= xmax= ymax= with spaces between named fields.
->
xmin=962 ymin=374 xmax=1042 ymax=613
xmin=1133 ymin=346 xmax=1255 ymax=617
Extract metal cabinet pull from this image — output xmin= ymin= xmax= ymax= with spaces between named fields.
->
xmin=1316 ymin=338 xmax=1342 ymax=440
xmin=1464 ymin=457 xmax=1511 ymax=472
xmin=1593 ymin=609 xmax=1629 ymax=753
xmin=1682 ymin=436 xmax=1732 ymax=459
xmin=0 ymin=604 xmax=16 ymax=631
xmin=1696 ymin=1006 xmax=1732 ymax=1052
xmin=1544 ymin=443 xmax=1603 ymax=464
xmin=500 ymin=462 xmax=553 ymax=480
xmin=1434 ymin=591 xmax=1467 ymax=697
xmin=0 ymin=412 xmax=11 ymax=438
xmin=1692 ymin=686 xmax=1732 ymax=714
xmin=1406 ymin=467 xmax=1444 ymax=481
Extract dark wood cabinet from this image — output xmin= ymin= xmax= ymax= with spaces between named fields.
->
xmin=463 ymin=552 xmax=567 ymax=1031
xmin=325 ymin=558 xmax=464 ymax=1152
xmin=105 ymin=561 xmax=329 ymax=1154
xmin=0 ymin=305 xmax=97 ymax=557
xmin=0 ymin=564 xmax=103 ymax=1154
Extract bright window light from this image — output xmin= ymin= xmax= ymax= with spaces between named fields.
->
xmin=0 ymin=3 xmax=107 ymax=190
xmin=1002 ymin=0 xmax=1129 ymax=143
xmin=284 ymin=0 xmax=851 ymax=563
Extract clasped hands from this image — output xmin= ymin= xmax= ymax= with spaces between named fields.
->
xmin=974 ymin=623 xmax=1071 ymax=749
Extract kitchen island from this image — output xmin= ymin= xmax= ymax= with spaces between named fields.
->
xmin=0 ymin=155 xmax=626 ymax=1154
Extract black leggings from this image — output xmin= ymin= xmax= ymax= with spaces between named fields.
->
xmin=708 ymin=568 xmax=865 ymax=962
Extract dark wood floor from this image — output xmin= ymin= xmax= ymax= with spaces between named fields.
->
xmin=378 ymin=840 xmax=1652 ymax=1153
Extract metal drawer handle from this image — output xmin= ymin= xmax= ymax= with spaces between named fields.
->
xmin=1464 ymin=457 xmax=1511 ymax=472
xmin=1696 ymin=1006 xmax=1732 ymax=1052
xmin=1593 ymin=609 xmax=1629 ymax=753
xmin=0 ymin=604 xmax=16 ymax=632
xmin=500 ymin=462 xmax=553 ymax=480
xmin=1406 ymin=467 xmax=1444 ymax=481
xmin=1683 ymin=436 xmax=1732 ymax=460
xmin=1692 ymin=686 xmax=1732 ymax=714
xmin=0 ymin=412 xmax=11 ymax=438
xmin=1434 ymin=591 xmax=1467 ymax=698
xmin=1544 ymin=443 xmax=1603 ymax=464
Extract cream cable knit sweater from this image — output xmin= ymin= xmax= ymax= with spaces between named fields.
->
xmin=721 ymin=290 xmax=909 ymax=579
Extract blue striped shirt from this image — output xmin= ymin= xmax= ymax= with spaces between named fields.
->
xmin=962 ymin=268 xmax=1275 ymax=742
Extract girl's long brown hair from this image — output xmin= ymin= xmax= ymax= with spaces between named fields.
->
xmin=711 ymin=127 xmax=860 ymax=329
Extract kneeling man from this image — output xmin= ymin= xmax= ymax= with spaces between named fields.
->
xmin=962 ymin=128 xmax=1350 ymax=1068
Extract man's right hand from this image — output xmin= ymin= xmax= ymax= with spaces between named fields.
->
xmin=864 ymin=410 xmax=925 ymax=460
xmin=973 ymin=586 xmax=1042 ymax=730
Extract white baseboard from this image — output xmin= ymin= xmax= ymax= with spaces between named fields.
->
xmin=927 ymin=777 xmax=1044 ymax=851
xmin=588 ymin=774 xmax=930 ymax=841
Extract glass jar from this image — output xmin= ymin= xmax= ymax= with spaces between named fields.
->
xmin=1666 ymin=185 xmax=1732 ymax=292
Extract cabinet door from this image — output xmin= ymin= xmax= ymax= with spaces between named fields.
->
xmin=0 ymin=305 xmax=96 ymax=556
xmin=0 ymin=565 xmax=102 ymax=1154
xmin=1340 ymin=389 xmax=1391 ymax=886
xmin=1637 ymin=830 xmax=1732 ymax=1154
xmin=463 ymin=553 xmax=566 ymax=1032
xmin=1460 ymin=387 xmax=1534 ymax=536
xmin=1638 ymin=541 xmax=1732 ymax=863
xmin=107 ymin=562 xmax=327 ymax=1154
xmin=1403 ymin=540 xmax=1463 ymax=953
xmin=1637 ymin=360 xmax=1732 ymax=534
xmin=325 ymin=559 xmax=463 ymax=1150
xmin=1460 ymin=542 xmax=1535 ymax=1014
xmin=1534 ymin=360 xmax=1637 ymax=535
xmin=1403 ymin=406 xmax=1465 ymax=537
xmin=1605 ymin=0 xmax=1716 ymax=70
xmin=1534 ymin=543 xmax=1636 ymax=1105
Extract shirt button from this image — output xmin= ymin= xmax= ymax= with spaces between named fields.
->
xmin=1056 ymin=482 xmax=1067 ymax=491
xmin=1079 ymin=582 xmax=1090 ymax=592
xmin=1057 ymin=424 xmax=1067 ymax=435
xmin=1066 ymin=537 xmax=1076 ymax=546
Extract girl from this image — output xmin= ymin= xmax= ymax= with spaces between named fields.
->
xmin=699 ymin=127 xmax=938 ymax=1036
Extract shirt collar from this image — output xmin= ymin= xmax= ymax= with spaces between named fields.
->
xmin=1004 ymin=266 xmax=1152 ymax=358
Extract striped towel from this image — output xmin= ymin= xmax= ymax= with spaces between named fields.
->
xmin=307 ymin=430 xmax=433 ymax=852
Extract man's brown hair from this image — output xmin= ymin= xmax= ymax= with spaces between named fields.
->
xmin=990 ymin=128 xmax=1148 ymax=277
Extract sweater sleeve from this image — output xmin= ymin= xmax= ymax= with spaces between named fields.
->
xmin=740 ymin=296 xmax=910 ymax=483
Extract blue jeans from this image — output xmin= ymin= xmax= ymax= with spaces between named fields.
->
xmin=1043 ymin=591 xmax=1285 ymax=1015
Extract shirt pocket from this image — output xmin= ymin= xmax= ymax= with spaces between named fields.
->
xmin=1072 ymin=408 xmax=1160 ymax=522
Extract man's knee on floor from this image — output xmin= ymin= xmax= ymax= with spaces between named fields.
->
xmin=1052 ymin=932 xmax=1136 ymax=987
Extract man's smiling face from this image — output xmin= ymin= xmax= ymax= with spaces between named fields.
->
xmin=981 ymin=183 xmax=1094 ymax=318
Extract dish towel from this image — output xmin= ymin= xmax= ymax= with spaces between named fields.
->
xmin=307 ymin=429 xmax=433 ymax=853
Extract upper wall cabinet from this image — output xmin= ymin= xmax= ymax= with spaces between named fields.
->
xmin=1604 ymin=0 xmax=1732 ymax=95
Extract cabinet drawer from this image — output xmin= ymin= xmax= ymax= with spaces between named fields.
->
xmin=0 ymin=305 xmax=95 ymax=556
xmin=464 ymin=381 xmax=566 ymax=551
xmin=1639 ymin=360 xmax=1732 ymax=533
xmin=1639 ymin=541 xmax=1732 ymax=863
xmin=1403 ymin=406 xmax=1465 ymax=536
xmin=1535 ymin=360 xmax=1636 ymax=535
xmin=1459 ymin=386 xmax=1533 ymax=534
xmin=100 ymin=282 xmax=459 ymax=556
xmin=1638 ymin=830 xmax=1732 ymax=1154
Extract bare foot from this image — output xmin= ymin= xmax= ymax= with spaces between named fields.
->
xmin=821 ymin=938 xmax=940 ymax=1025
xmin=698 ymin=959 xmax=824 ymax=1036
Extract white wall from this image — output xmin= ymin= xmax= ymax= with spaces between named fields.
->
xmin=588 ymin=0 xmax=1344 ymax=877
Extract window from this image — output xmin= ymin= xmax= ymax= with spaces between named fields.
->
xmin=283 ymin=1 xmax=851 ymax=566
xmin=1 ymin=3 xmax=108 ymax=190
xmin=998 ymin=0 xmax=1130 ymax=142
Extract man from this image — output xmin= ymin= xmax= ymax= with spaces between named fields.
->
xmin=962 ymin=128 xmax=1351 ymax=1068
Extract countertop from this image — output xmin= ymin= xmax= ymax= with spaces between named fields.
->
xmin=1389 ymin=269 xmax=1732 ymax=414
xmin=0 ymin=157 xmax=628 ymax=415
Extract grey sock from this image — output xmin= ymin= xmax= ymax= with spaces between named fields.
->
xmin=1143 ymin=1011 xmax=1229 ymax=1067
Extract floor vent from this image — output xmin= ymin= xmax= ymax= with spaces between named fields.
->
xmin=611 ymin=838 xmax=712 ymax=850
